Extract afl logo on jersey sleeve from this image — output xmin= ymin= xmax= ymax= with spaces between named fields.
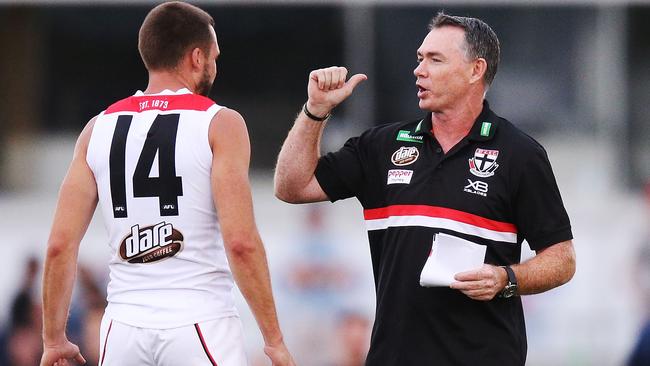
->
xmin=391 ymin=147 xmax=419 ymax=166
xmin=119 ymin=222 xmax=183 ymax=264
xmin=469 ymin=148 xmax=499 ymax=178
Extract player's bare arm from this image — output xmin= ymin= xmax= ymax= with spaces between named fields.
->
xmin=41 ymin=118 xmax=98 ymax=366
xmin=451 ymin=240 xmax=576 ymax=301
xmin=274 ymin=66 xmax=366 ymax=204
xmin=209 ymin=108 xmax=296 ymax=366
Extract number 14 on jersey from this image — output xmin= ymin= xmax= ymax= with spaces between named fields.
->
xmin=109 ymin=114 xmax=184 ymax=218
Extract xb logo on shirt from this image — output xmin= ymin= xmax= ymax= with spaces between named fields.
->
xmin=464 ymin=179 xmax=488 ymax=197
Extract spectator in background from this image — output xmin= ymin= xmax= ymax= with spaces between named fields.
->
xmin=275 ymin=205 xmax=364 ymax=366
xmin=1 ymin=257 xmax=42 ymax=366
xmin=0 ymin=259 xmax=108 ymax=366
xmin=77 ymin=265 xmax=107 ymax=366
xmin=333 ymin=312 xmax=370 ymax=366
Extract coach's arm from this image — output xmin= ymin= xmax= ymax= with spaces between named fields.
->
xmin=41 ymin=118 xmax=98 ymax=366
xmin=451 ymin=240 xmax=576 ymax=301
xmin=274 ymin=67 xmax=366 ymax=203
xmin=209 ymin=108 xmax=295 ymax=366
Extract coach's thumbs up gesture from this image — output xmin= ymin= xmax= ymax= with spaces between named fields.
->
xmin=305 ymin=66 xmax=367 ymax=119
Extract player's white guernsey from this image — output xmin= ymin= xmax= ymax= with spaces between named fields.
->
xmin=87 ymin=88 xmax=237 ymax=329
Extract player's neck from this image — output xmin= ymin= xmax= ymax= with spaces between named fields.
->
xmin=431 ymin=93 xmax=484 ymax=153
xmin=144 ymin=70 xmax=195 ymax=95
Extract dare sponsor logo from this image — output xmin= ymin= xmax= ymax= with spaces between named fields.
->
xmin=119 ymin=222 xmax=183 ymax=264
xmin=391 ymin=146 xmax=419 ymax=166
xmin=387 ymin=169 xmax=414 ymax=185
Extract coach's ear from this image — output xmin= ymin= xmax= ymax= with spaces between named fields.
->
xmin=469 ymin=58 xmax=487 ymax=85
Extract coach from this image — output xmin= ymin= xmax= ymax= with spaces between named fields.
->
xmin=275 ymin=12 xmax=575 ymax=366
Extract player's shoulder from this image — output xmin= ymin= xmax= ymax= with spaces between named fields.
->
xmin=212 ymin=107 xmax=244 ymax=123
xmin=208 ymin=107 xmax=248 ymax=147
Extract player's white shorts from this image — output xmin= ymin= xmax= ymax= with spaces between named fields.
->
xmin=98 ymin=314 xmax=248 ymax=366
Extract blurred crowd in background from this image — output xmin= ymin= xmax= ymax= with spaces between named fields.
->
xmin=0 ymin=258 xmax=106 ymax=366
xmin=2 ymin=1 xmax=650 ymax=365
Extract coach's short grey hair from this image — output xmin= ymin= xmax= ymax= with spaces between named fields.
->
xmin=429 ymin=12 xmax=500 ymax=86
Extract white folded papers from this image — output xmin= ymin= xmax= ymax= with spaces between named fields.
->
xmin=419 ymin=233 xmax=487 ymax=287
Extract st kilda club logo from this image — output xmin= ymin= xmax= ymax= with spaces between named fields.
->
xmin=468 ymin=148 xmax=499 ymax=178
xmin=119 ymin=222 xmax=183 ymax=264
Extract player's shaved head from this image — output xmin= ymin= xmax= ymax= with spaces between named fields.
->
xmin=138 ymin=1 xmax=215 ymax=71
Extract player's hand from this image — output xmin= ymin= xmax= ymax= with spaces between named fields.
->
xmin=40 ymin=339 xmax=86 ymax=366
xmin=264 ymin=341 xmax=297 ymax=366
xmin=306 ymin=66 xmax=367 ymax=118
xmin=450 ymin=264 xmax=507 ymax=301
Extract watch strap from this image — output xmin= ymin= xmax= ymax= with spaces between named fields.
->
xmin=503 ymin=265 xmax=517 ymax=285
xmin=498 ymin=265 xmax=518 ymax=298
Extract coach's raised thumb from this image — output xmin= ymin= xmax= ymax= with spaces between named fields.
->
xmin=346 ymin=73 xmax=368 ymax=91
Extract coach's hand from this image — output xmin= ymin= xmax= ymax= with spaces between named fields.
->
xmin=40 ymin=339 xmax=86 ymax=366
xmin=450 ymin=264 xmax=508 ymax=301
xmin=264 ymin=341 xmax=297 ymax=366
xmin=306 ymin=66 xmax=367 ymax=118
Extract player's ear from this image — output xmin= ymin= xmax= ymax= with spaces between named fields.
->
xmin=470 ymin=58 xmax=487 ymax=85
xmin=190 ymin=47 xmax=203 ymax=71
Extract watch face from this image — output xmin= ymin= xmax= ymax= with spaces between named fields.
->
xmin=502 ymin=284 xmax=517 ymax=298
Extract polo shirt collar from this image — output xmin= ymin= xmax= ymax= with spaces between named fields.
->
xmin=410 ymin=100 xmax=499 ymax=142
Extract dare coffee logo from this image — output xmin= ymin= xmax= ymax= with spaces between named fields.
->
xmin=391 ymin=146 xmax=419 ymax=166
xmin=119 ymin=222 xmax=183 ymax=264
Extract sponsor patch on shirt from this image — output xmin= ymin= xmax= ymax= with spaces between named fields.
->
xmin=396 ymin=130 xmax=424 ymax=143
xmin=464 ymin=179 xmax=488 ymax=197
xmin=391 ymin=146 xmax=419 ymax=166
xmin=387 ymin=169 xmax=414 ymax=184
xmin=119 ymin=222 xmax=183 ymax=264
xmin=480 ymin=122 xmax=492 ymax=137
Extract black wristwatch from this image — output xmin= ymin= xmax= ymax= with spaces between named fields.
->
xmin=499 ymin=266 xmax=518 ymax=298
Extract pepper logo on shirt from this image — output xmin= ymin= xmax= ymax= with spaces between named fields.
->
xmin=468 ymin=148 xmax=499 ymax=177
xmin=387 ymin=169 xmax=414 ymax=184
xmin=119 ymin=222 xmax=184 ymax=264
xmin=391 ymin=146 xmax=419 ymax=166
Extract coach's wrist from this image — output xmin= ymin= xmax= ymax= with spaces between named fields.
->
xmin=304 ymin=100 xmax=332 ymax=121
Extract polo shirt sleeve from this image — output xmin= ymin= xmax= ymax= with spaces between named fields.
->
xmin=315 ymin=136 xmax=365 ymax=202
xmin=512 ymin=144 xmax=573 ymax=251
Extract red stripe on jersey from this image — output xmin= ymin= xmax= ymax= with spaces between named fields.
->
xmin=363 ymin=205 xmax=517 ymax=233
xmin=104 ymin=93 xmax=215 ymax=114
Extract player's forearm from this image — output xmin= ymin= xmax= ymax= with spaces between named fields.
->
xmin=274 ymin=110 xmax=326 ymax=202
xmin=42 ymin=239 xmax=79 ymax=344
xmin=513 ymin=240 xmax=575 ymax=295
xmin=226 ymin=235 xmax=284 ymax=346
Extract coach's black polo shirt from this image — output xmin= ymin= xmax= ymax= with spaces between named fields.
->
xmin=315 ymin=101 xmax=572 ymax=366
